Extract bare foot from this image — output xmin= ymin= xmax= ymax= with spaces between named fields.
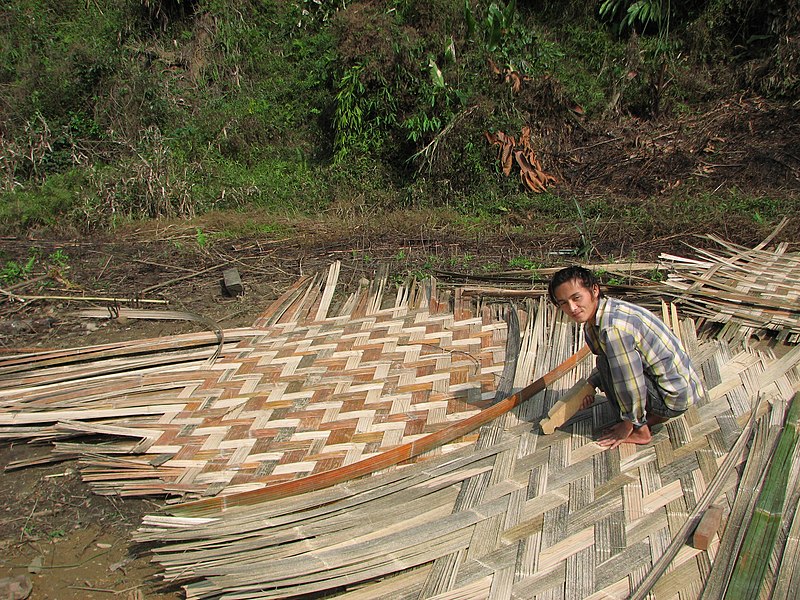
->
xmin=597 ymin=421 xmax=652 ymax=449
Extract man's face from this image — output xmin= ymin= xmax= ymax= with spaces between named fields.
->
xmin=553 ymin=279 xmax=600 ymax=324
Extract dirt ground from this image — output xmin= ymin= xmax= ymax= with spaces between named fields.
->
xmin=0 ymin=445 xmax=179 ymax=599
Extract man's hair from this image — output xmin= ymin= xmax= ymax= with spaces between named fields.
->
xmin=547 ymin=265 xmax=601 ymax=305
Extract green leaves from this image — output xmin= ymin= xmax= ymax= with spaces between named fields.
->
xmin=464 ymin=0 xmax=477 ymax=39
xmin=486 ymin=1 xmax=517 ymax=52
xmin=333 ymin=64 xmax=367 ymax=162
xmin=599 ymin=0 xmax=668 ymax=33
xmin=625 ymin=0 xmax=665 ymax=30
xmin=428 ymin=57 xmax=445 ymax=89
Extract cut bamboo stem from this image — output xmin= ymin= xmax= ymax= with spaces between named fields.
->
xmin=724 ymin=392 xmax=800 ymax=600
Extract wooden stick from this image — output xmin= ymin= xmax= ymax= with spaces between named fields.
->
xmin=0 ymin=289 xmax=168 ymax=304
xmin=140 ymin=262 xmax=229 ymax=294
xmin=540 ymin=378 xmax=594 ymax=434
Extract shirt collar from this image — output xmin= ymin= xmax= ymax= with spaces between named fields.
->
xmin=592 ymin=297 xmax=609 ymax=327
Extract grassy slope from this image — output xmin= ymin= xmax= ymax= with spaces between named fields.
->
xmin=0 ymin=0 xmax=797 ymax=259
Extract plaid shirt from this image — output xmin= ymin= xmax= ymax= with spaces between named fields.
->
xmin=584 ymin=297 xmax=704 ymax=426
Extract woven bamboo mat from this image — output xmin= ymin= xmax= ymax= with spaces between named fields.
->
xmin=660 ymin=220 xmax=800 ymax=343
xmin=0 ymin=263 xmax=585 ymax=500
xmin=136 ymin=323 xmax=800 ymax=599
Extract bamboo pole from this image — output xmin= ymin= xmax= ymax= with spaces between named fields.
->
xmin=0 ymin=289 xmax=169 ymax=304
xmin=724 ymin=392 xmax=800 ymax=600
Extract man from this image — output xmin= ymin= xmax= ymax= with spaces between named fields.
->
xmin=547 ymin=266 xmax=705 ymax=449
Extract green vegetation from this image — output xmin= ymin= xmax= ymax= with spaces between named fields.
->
xmin=0 ymin=0 xmax=797 ymax=238
xmin=508 ymin=256 xmax=539 ymax=271
xmin=48 ymin=249 xmax=69 ymax=268
xmin=1 ymin=255 xmax=37 ymax=285
xmin=0 ymin=246 xmax=71 ymax=285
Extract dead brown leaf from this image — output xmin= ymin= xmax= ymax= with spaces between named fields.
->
xmin=486 ymin=130 xmax=558 ymax=193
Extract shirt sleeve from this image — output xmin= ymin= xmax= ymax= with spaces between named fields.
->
xmin=587 ymin=367 xmax=601 ymax=390
xmin=601 ymin=326 xmax=648 ymax=426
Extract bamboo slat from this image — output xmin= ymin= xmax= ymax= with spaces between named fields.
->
xmin=628 ymin=393 xmax=770 ymax=600
xmin=724 ymin=392 xmax=800 ymax=599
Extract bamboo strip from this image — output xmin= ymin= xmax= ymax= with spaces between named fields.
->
xmin=0 ymin=330 xmax=239 ymax=377
xmin=768 ymin=433 xmax=800 ymax=599
xmin=771 ymin=495 xmax=800 ymax=599
xmin=74 ymin=307 xmax=224 ymax=363
xmin=314 ymin=261 xmax=340 ymax=321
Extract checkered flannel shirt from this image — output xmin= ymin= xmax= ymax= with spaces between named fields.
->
xmin=584 ymin=297 xmax=704 ymax=427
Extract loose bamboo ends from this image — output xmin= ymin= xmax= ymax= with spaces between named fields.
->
xmin=540 ymin=378 xmax=595 ymax=435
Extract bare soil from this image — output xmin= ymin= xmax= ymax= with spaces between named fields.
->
xmin=0 ymin=445 xmax=177 ymax=599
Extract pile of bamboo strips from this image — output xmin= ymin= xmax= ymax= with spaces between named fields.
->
xmin=707 ymin=391 xmax=800 ymax=600
xmin=435 ymin=226 xmax=800 ymax=345
xmin=660 ymin=220 xmax=800 ymax=343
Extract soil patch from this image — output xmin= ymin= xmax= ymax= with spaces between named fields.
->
xmin=0 ymin=445 xmax=180 ymax=599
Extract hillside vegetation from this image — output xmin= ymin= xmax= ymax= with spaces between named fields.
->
xmin=1 ymin=0 xmax=798 ymax=255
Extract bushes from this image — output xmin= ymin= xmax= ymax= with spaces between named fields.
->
xmin=1 ymin=0 xmax=798 ymax=234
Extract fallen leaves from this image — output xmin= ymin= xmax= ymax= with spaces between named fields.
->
xmin=488 ymin=58 xmax=531 ymax=94
xmin=485 ymin=127 xmax=559 ymax=193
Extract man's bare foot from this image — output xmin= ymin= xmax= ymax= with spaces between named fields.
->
xmin=597 ymin=421 xmax=652 ymax=449
xmin=646 ymin=413 xmax=668 ymax=428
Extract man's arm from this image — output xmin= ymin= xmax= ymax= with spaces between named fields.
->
xmin=587 ymin=367 xmax=601 ymax=391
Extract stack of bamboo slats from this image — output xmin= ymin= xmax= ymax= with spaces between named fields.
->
xmin=660 ymin=220 xmax=800 ymax=343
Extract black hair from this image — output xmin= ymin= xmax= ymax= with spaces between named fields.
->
xmin=547 ymin=265 xmax=601 ymax=305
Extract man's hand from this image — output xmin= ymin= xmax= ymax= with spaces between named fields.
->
xmin=579 ymin=391 xmax=596 ymax=411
